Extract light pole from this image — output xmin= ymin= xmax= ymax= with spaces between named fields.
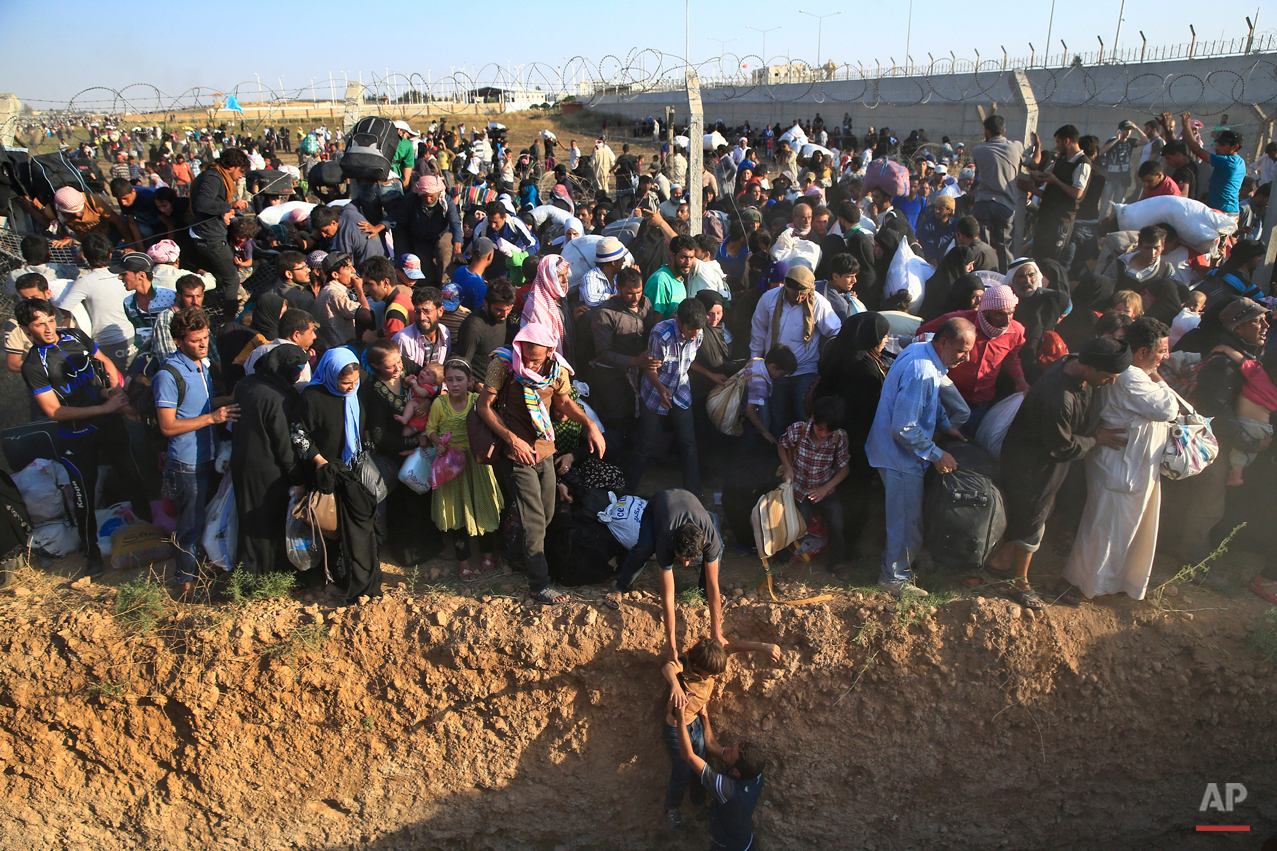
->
xmin=708 ymin=36 xmax=737 ymax=74
xmin=1046 ymin=0 xmax=1057 ymax=67
xmin=1112 ymin=0 xmax=1128 ymax=60
xmin=746 ymin=25 xmax=781 ymax=66
xmin=798 ymin=10 xmax=841 ymax=68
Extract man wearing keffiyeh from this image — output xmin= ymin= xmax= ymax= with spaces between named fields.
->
xmin=478 ymin=323 xmax=605 ymax=606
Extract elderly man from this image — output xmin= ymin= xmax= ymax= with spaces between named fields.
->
xmin=478 ymin=323 xmax=605 ymax=605
xmin=390 ymin=174 xmax=462 ymax=285
xmin=749 ymin=265 xmax=842 ymax=437
xmin=987 ymin=337 xmax=1133 ymax=610
xmin=867 ymin=317 xmax=976 ymax=597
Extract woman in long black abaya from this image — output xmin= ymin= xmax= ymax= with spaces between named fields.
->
xmin=293 ymin=348 xmax=382 ymax=602
xmin=232 ymin=344 xmax=308 ymax=576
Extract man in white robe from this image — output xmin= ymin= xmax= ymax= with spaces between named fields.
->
xmin=1062 ymin=317 xmax=1178 ymax=599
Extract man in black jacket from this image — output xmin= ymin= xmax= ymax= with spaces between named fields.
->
xmin=1171 ymin=298 xmax=1272 ymax=570
xmin=188 ymin=147 xmax=250 ymax=315
xmin=389 ymin=174 xmax=463 ymax=284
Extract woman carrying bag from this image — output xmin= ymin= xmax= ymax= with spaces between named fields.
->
xmin=293 ymin=348 xmax=382 ymax=603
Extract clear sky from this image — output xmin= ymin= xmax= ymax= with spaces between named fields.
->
xmin=0 ymin=0 xmax=1263 ymax=106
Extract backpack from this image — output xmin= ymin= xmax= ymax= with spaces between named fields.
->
xmin=125 ymin=355 xmax=186 ymax=436
xmin=299 ymin=134 xmax=321 ymax=156
xmin=924 ymin=441 xmax=1006 ymax=573
xmin=308 ymin=160 xmax=345 ymax=189
xmin=340 ymin=117 xmax=398 ymax=182
xmin=19 ymin=151 xmax=91 ymax=205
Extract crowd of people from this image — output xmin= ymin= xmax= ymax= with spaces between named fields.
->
xmin=5 ymin=103 xmax=1277 ymax=848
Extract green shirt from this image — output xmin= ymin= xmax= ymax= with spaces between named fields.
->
xmin=644 ymin=265 xmax=687 ymax=319
xmin=392 ymin=138 xmax=415 ymax=178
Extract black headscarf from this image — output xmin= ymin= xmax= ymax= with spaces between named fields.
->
xmin=919 ymin=245 xmax=976 ymax=321
xmin=252 ymin=291 xmax=287 ymax=339
xmin=1056 ymin=272 xmax=1114 ymax=351
xmin=1175 ymin=294 xmax=1238 ymax=354
xmin=254 ymin=342 xmax=307 ymax=393
xmin=820 ymin=312 xmax=890 ymax=375
xmin=693 ymin=289 xmax=731 ymax=369
xmin=869 ymin=228 xmax=903 ymax=309
xmin=940 ymin=273 xmax=985 ymax=315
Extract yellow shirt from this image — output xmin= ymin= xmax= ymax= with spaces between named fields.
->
xmin=426 ymin=391 xmax=475 ymax=450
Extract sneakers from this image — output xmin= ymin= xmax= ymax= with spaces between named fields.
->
xmin=665 ymin=810 xmax=685 ymax=833
xmin=878 ymin=578 xmax=928 ymax=597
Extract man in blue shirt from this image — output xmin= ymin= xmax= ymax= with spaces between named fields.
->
xmin=1167 ymin=111 xmax=1245 ymax=214
xmin=155 ymin=308 xmax=238 ymax=599
xmin=866 ymin=318 xmax=975 ymax=597
xmin=110 ymin=178 xmax=162 ymax=239
xmin=673 ymin=701 xmax=765 ymax=851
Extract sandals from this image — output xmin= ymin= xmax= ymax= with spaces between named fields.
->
xmin=603 ymin=593 xmax=622 ymax=611
xmin=458 ymin=565 xmax=479 ymax=583
xmin=479 ymin=555 xmax=497 ymax=574
xmin=1006 ymin=584 xmax=1047 ymax=611
xmin=530 ymin=586 xmax=568 ymax=605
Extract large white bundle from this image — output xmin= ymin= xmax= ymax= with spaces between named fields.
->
xmin=779 ymin=124 xmax=809 ymax=151
xmin=884 ymin=239 xmax=935 ymax=314
xmin=1114 ymin=196 xmax=1237 ymax=253
xmin=800 ymin=143 xmax=833 ymax=159
xmin=771 ymin=230 xmax=822 ymax=271
xmin=561 ymin=235 xmax=635 ymax=288
xmin=975 ymin=392 xmax=1026 ymax=458
xmin=703 ymin=131 xmax=728 ymax=150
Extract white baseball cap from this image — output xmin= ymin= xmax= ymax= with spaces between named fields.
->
xmin=392 ymin=120 xmax=418 ymax=137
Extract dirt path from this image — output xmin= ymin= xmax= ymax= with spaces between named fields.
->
xmin=1 ymin=548 xmax=1275 ymax=850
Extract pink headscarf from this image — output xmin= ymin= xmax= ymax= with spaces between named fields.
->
xmin=510 ymin=323 xmax=574 ymax=381
xmin=551 ymin=182 xmax=575 ymax=214
xmin=977 ymin=284 xmax=1020 ymax=339
xmin=147 ymin=239 xmax=180 ymax=264
xmin=520 ymin=255 xmax=570 ymax=352
xmin=413 ymin=174 xmax=445 ymax=196
xmin=54 ymin=186 xmax=86 ymax=215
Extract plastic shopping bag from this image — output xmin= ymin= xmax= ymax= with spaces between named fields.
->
xmin=201 ymin=477 xmax=237 ymax=570
xmin=597 ymin=492 xmax=648 ymax=549
xmin=398 ymin=446 xmax=437 ymax=495
xmin=285 ymin=491 xmax=323 ymax=571
xmin=428 ymin=436 xmax=466 ymax=490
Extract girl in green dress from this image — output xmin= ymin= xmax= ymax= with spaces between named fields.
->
xmin=426 ymin=359 xmax=505 ymax=581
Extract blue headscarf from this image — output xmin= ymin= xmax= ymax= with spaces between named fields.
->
xmin=307 ymin=347 xmax=362 ymax=464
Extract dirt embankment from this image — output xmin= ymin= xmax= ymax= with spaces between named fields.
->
xmin=1 ymin=574 xmax=1275 ymax=851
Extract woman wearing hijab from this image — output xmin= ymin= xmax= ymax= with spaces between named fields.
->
xmin=1004 ymin=258 xmax=1071 ymax=383
xmin=690 ymin=290 xmax=743 ymax=474
xmin=232 ymin=290 xmax=287 ymax=369
xmin=1055 ymin=272 xmax=1115 ymax=351
xmin=918 ymin=245 xmax=977 ymax=321
xmin=521 ymin=254 xmax=574 ymax=359
xmin=232 ymin=343 xmax=308 ymax=577
xmin=816 ymin=312 xmax=894 ymax=551
xmin=938 ymin=274 xmax=986 ymax=315
xmin=293 ymin=347 xmax=382 ymax=602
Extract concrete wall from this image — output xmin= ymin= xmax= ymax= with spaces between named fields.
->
xmin=589 ymin=54 xmax=1277 ymax=156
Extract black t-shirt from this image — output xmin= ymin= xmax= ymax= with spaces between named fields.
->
xmin=21 ymin=328 xmax=105 ymax=433
xmin=1172 ymin=163 xmax=1199 ymax=201
xmin=615 ymin=154 xmax=640 ymax=179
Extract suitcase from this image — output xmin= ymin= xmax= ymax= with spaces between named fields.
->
xmin=1 ymin=421 xmax=61 ymax=473
xmin=924 ymin=441 xmax=1005 ymax=572
xmin=340 ymin=117 xmax=398 ymax=182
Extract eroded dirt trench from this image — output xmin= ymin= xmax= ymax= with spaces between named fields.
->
xmin=1 ymin=574 xmax=1275 ymax=851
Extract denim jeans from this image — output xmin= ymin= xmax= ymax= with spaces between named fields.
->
xmin=662 ymin=716 xmax=706 ymax=811
xmin=168 ymin=460 xmax=213 ymax=583
xmin=626 ymin=402 xmax=700 ymax=497
xmin=973 ymin=199 xmax=1014 ymax=273
xmin=878 ymin=467 xmax=926 ymax=585
xmin=769 ymin=372 xmax=817 ymax=439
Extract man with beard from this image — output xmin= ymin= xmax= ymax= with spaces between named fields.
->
xmin=392 ymin=286 xmax=449 ymax=371
xmin=456 ymin=280 xmax=519 ymax=382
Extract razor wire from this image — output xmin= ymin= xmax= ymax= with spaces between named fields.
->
xmin=8 ymin=44 xmax=1277 ymax=142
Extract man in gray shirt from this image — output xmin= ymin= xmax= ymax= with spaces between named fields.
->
xmin=971 ymin=114 xmax=1025 ymax=274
